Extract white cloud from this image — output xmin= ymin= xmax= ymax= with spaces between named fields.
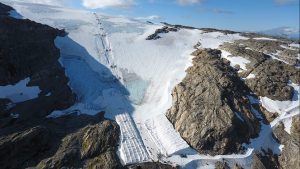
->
xmin=135 ymin=15 xmax=163 ymax=20
xmin=284 ymin=28 xmax=299 ymax=33
xmin=16 ymin=0 xmax=69 ymax=7
xmin=192 ymin=8 xmax=207 ymax=12
xmin=182 ymin=15 xmax=190 ymax=18
xmin=175 ymin=0 xmax=206 ymax=6
xmin=272 ymin=0 xmax=298 ymax=4
xmin=210 ymin=9 xmax=234 ymax=14
xmin=82 ymin=0 xmax=137 ymax=10
xmin=193 ymin=8 xmax=234 ymax=14
xmin=250 ymin=27 xmax=299 ymax=39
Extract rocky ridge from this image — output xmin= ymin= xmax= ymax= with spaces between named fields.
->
xmin=166 ymin=48 xmax=261 ymax=155
xmin=219 ymin=42 xmax=299 ymax=101
xmin=272 ymin=115 xmax=300 ymax=169
xmin=165 ymin=25 xmax=299 ymax=157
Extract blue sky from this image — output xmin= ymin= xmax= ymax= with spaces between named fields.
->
xmin=19 ymin=0 xmax=300 ymax=32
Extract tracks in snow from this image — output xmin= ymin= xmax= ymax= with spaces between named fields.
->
xmin=93 ymin=13 xmax=122 ymax=81
xmin=93 ymin=13 xmax=150 ymax=165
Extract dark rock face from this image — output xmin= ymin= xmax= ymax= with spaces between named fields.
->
xmin=0 ymin=4 xmax=122 ymax=169
xmin=128 ymin=162 xmax=175 ymax=169
xmin=252 ymin=150 xmax=280 ymax=169
xmin=0 ymin=2 xmax=13 ymax=16
xmin=166 ymin=48 xmax=261 ymax=155
xmin=252 ymin=103 xmax=278 ymax=124
xmin=0 ymin=112 xmax=123 ymax=169
xmin=233 ymin=163 xmax=243 ymax=169
xmin=272 ymin=115 xmax=300 ymax=169
xmin=0 ymin=12 xmax=76 ymax=120
xmin=219 ymin=42 xmax=299 ymax=101
xmin=214 ymin=161 xmax=230 ymax=169
xmin=146 ymin=26 xmax=173 ymax=40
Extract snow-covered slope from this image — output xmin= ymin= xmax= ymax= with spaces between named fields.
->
xmin=1 ymin=0 xmax=299 ymax=168
xmin=144 ymin=114 xmax=195 ymax=156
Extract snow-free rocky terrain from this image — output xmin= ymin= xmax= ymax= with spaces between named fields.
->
xmin=0 ymin=1 xmax=299 ymax=169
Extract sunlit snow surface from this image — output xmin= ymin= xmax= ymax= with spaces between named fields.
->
xmin=2 ymin=0 xmax=299 ymax=168
xmin=144 ymin=114 xmax=194 ymax=156
xmin=260 ymin=81 xmax=299 ymax=114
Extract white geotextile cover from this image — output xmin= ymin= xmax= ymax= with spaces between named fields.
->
xmin=116 ymin=113 xmax=150 ymax=165
xmin=144 ymin=114 xmax=190 ymax=156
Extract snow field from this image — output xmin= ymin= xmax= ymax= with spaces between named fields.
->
xmin=4 ymin=1 xmax=300 ymax=168
xmin=0 ymin=77 xmax=41 ymax=103
xmin=253 ymin=37 xmax=278 ymax=41
xmin=144 ymin=114 xmax=191 ymax=156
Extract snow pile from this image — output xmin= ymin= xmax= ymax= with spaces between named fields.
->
xmin=246 ymin=73 xmax=255 ymax=79
xmin=282 ymin=117 xmax=292 ymax=134
xmin=253 ymin=37 xmax=277 ymax=41
xmin=289 ymin=43 xmax=300 ymax=48
xmin=0 ymin=77 xmax=41 ymax=103
xmin=260 ymin=81 xmax=299 ymax=114
xmin=220 ymin=50 xmax=251 ymax=71
xmin=116 ymin=113 xmax=150 ymax=165
xmin=144 ymin=114 xmax=191 ymax=156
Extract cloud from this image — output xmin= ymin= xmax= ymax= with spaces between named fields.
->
xmin=135 ymin=15 xmax=163 ymax=20
xmin=210 ymin=9 xmax=234 ymax=14
xmin=182 ymin=15 xmax=190 ymax=18
xmin=193 ymin=8 xmax=234 ymax=14
xmin=16 ymin=0 xmax=69 ymax=7
xmin=82 ymin=0 xmax=137 ymax=10
xmin=192 ymin=8 xmax=207 ymax=12
xmin=175 ymin=0 xmax=206 ymax=6
xmin=272 ymin=0 xmax=298 ymax=4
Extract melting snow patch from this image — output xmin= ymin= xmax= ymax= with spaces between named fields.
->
xmin=289 ymin=43 xmax=300 ymax=48
xmin=282 ymin=117 xmax=292 ymax=134
xmin=0 ymin=78 xmax=41 ymax=103
xmin=144 ymin=114 xmax=191 ymax=156
xmin=5 ymin=102 xmax=15 ymax=110
xmin=121 ymin=69 xmax=149 ymax=105
xmin=246 ymin=73 xmax=255 ymax=79
xmin=253 ymin=37 xmax=277 ymax=41
xmin=279 ymin=145 xmax=284 ymax=151
xmin=221 ymin=50 xmax=250 ymax=70
xmin=260 ymin=80 xmax=299 ymax=114
xmin=10 ymin=113 xmax=19 ymax=118
xmin=46 ymin=92 xmax=51 ymax=96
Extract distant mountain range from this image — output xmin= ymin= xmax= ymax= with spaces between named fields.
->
xmin=247 ymin=27 xmax=299 ymax=40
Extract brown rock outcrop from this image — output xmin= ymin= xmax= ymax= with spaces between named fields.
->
xmin=272 ymin=115 xmax=300 ymax=169
xmin=219 ymin=42 xmax=299 ymax=101
xmin=166 ymin=48 xmax=261 ymax=155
